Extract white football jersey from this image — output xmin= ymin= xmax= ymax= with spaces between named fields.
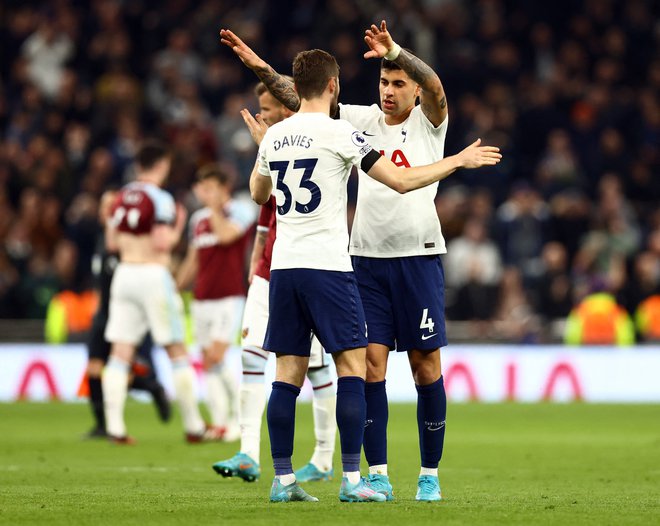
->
xmin=258 ymin=112 xmax=374 ymax=271
xmin=339 ymin=103 xmax=449 ymax=257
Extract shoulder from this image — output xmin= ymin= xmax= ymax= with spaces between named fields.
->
xmin=338 ymin=103 xmax=381 ymax=124
xmin=410 ymin=105 xmax=449 ymax=132
xmin=189 ymin=207 xmax=210 ymax=225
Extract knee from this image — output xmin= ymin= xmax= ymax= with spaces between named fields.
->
xmin=366 ymin=354 xmax=386 ymax=382
xmin=411 ymin=356 xmax=441 ymax=385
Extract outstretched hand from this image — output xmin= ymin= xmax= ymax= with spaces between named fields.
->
xmin=364 ymin=20 xmax=395 ymax=60
xmin=219 ymin=29 xmax=265 ymax=69
xmin=457 ymin=139 xmax=502 ymax=169
xmin=240 ymin=108 xmax=268 ymax=146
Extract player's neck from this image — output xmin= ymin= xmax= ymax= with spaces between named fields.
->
xmin=298 ymin=98 xmax=330 ymax=116
xmin=384 ymin=106 xmax=413 ymax=126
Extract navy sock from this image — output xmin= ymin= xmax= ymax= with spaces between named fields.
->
xmin=416 ymin=376 xmax=447 ymax=469
xmin=363 ymin=380 xmax=388 ymax=466
xmin=88 ymin=376 xmax=105 ymax=430
xmin=336 ymin=376 xmax=366 ymax=473
xmin=267 ymin=381 xmax=300 ymax=475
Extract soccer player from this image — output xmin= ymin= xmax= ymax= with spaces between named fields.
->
xmin=175 ymin=163 xmax=255 ymax=441
xmin=85 ymin=189 xmax=170 ymax=439
xmin=102 ymin=141 xmax=219 ymax=444
xmin=221 ymin=19 xmax=488 ymax=500
xmin=212 ymin=82 xmax=337 ymax=483
xmin=247 ymin=48 xmax=500 ymax=502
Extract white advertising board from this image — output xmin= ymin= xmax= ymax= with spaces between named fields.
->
xmin=2 ymin=344 xmax=660 ymax=403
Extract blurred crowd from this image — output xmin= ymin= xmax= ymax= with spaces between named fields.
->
xmin=0 ymin=0 xmax=658 ymax=342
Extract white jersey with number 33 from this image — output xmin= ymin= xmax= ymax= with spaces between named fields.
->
xmin=339 ymin=103 xmax=449 ymax=258
xmin=258 ymin=112 xmax=373 ymax=272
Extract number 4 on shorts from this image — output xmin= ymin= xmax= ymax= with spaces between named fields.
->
xmin=420 ymin=308 xmax=435 ymax=333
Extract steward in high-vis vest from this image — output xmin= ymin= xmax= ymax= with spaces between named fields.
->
xmin=635 ymin=295 xmax=660 ymax=342
xmin=564 ymin=292 xmax=635 ymax=346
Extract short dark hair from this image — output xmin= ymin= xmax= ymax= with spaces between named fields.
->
xmin=196 ymin=163 xmax=232 ymax=187
xmin=292 ymin=49 xmax=339 ymax=100
xmin=136 ymin=141 xmax=170 ymax=171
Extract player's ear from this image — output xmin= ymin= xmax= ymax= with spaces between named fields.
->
xmin=328 ymin=76 xmax=338 ymax=94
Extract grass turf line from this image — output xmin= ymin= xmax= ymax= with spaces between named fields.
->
xmin=0 ymin=402 xmax=658 ymax=525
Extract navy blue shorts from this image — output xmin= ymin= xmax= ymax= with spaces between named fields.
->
xmin=264 ymin=269 xmax=368 ymax=356
xmin=351 ymin=255 xmax=447 ymax=352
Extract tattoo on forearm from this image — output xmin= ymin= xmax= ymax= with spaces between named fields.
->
xmin=395 ymin=49 xmax=444 ymax=99
xmin=255 ymin=65 xmax=300 ymax=111
xmin=439 ymin=96 xmax=447 ymax=109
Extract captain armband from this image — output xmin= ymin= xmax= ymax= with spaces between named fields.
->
xmin=360 ymin=149 xmax=382 ymax=173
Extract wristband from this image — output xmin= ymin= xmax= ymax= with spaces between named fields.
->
xmin=384 ymin=42 xmax=401 ymax=61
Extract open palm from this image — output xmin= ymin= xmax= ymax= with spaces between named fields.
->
xmin=364 ymin=20 xmax=395 ymax=59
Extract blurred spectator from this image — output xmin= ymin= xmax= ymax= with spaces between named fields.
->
xmin=445 ymin=217 xmax=502 ymax=320
xmin=534 ymin=242 xmax=573 ymax=321
xmin=0 ymin=0 xmax=657 ymax=341
xmin=21 ymin=17 xmax=74 ymax=99
xmin=495 ymin=182 xmax=550 ymax=284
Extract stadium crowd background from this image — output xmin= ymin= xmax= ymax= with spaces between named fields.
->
xmin=0 ymin=0 xmax=658 ymax=343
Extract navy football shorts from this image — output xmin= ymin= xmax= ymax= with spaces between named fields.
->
xmin=351 ymin=255 xmax=447 ymax=352
xmin=264 ymin=268 xmax=368 ymax=356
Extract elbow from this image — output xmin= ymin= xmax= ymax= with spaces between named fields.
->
xmin=251 ymin=189 xmax=269 ymax=205
xmin=392 ymin=179 xmax=411 ymax=194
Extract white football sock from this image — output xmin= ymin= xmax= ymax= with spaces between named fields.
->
xmin=344 ymin=471 xmax=361 ymax=485
xmin=219 ymin=361 xmax=239 ymax=422
xmin=239 ymin=382 xmax=266 ymax=462
xmin=310 ymin=388 xmax=336 ymax=472
xmin=279 ymin=473 xmax=296 ymax=486
xmin=171 ymin=357 xmax=205 ymax=435
xmin=369 ymin=464 xmax=388 ymax=476
xmin=420 ymin=467 xmax=438 ymax=477
xmin=102 ymin=357 xmax=130 ymax=437
xmin=205 ymin=364 xmax=228 ymax=427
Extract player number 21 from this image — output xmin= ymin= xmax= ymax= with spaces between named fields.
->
xmin=269 ymin=158 xmax=321 ymax=215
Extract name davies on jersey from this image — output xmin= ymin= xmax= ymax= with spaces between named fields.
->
xmin=273 ymin=134 xmax=313 ymax=151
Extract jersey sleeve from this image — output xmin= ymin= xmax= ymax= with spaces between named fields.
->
xmin=227 ymin=201 xmax=257 ymax=233
xmin=413 ymin=104 xmax=449 ymax=136
xmin=152 ymin=188 xmax=176 ymax=224
xmin=257 ymin=131 xmax=271 ymax=177
xmin=333 ymin=121 xmax=375 ymax=167
xmin=337 ymin=103 xmax=380 ymax=130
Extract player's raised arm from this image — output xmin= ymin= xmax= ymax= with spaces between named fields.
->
xmin=220 ymin=29 xmax=300 ymax=112
xmin=364 ymin=20 xmax=447 ymax=126
xmin=366 ymin=139 xmax=501 ymax=193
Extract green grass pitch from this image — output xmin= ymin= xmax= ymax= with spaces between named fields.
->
xmin=1 ymin=402 xmax=659 ymax=525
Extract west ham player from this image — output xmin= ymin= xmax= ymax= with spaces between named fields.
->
xmin=85 ymin=190 xmax=170 ymax=439
xmin=221 ymin=20 xmax=461 ymax=500
xmin=248 ymin=48 xmax=500 ymax=502
xmin=103 ymin=141 xmax=214 ymax=443
xmin=212 ymin=83 xmax=337 ymax=483
xmin=176 ymin=164 xmax=255 ymax=442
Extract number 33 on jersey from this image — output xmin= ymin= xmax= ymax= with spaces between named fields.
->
xmin=257 ymin=113 xmax=375 ymax=273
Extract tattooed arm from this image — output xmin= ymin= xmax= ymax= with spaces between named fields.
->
xmin=220 ymin=29 xmax=300 ymax=112
xmin=364 ymin=20 xmax=447 ymax=126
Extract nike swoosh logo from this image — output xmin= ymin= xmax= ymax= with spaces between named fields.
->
xmin=362 ymin=130 xmax=375 ymax=136
xmin=427 ymin=425 xmax=444 ymax=431
xmin=421 ymin=333 xmax=438 ymax=340
xmin=239 ymin=463 xmax=253 ymax=470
